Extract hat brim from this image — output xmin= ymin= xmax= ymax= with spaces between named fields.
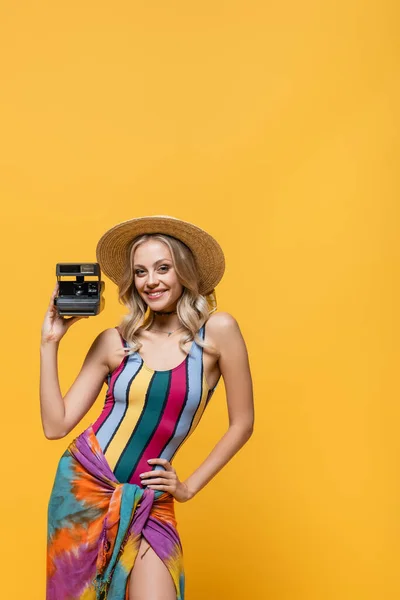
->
xmin=96 ymin=215 xmax=225 ymax=296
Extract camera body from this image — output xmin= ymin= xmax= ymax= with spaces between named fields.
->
xmin=55 ymin=263 xmax=105 ymax=316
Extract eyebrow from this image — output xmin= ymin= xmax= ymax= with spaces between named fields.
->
xmin=133 ymin=259 xmax=172 ymax=268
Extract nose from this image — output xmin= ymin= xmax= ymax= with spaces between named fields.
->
xmin=146 ymin=271 xmax=160 ymax=286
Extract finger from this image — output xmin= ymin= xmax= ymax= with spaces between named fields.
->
xmin=141 ymin=474 xmax=174 ymax=486
xmin=147 ymin=458 xmax=173 ymax=471
xmin=48 ymin=285 xmax=59 ymax=308
xmin=141 ymin=471 xmax=173 ymax=481
xmin=142 ymin=477 xmax=170 ymax=486
xmin=140 ymin=469 xmax=173 ymax=478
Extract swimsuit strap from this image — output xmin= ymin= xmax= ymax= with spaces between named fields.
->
xmin=115 ymin=326 xmax=129 ymax=348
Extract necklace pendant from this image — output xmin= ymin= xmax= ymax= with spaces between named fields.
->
xmin=168 ymin=332 xmax=172 ymax=337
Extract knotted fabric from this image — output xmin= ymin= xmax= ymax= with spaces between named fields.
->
xmin=46 ymin=425 xmax=185 ymax=599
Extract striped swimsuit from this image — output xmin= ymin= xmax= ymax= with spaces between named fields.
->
xmin=90 ymin=323 xmax=220 ymax=487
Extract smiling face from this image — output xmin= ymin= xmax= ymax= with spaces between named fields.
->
xmin=133 ymin=239 xmax=184 ymax=311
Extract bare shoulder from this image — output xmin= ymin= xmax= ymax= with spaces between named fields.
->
xmin=92 ymin=327 xmax=121 ymax=349
xmin=206 ymin=311 xmax=240 ymax=333
xmin=205 ymin=311 xmax=244 ymax=355
xmin=86 ymin=327 xmax=124 ymax=367
xmin=84 ymin=327 xmax=128 ymax=375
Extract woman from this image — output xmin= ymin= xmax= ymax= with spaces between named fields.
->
xmin=41 ymin=215 xmax=254 ymax=600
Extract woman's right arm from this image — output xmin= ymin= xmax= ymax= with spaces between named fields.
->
xmin=40 ymin=283 xmax=121 ymax=439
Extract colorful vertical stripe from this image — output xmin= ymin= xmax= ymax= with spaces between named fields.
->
xmin=91 ymin=324 xmax=220 ymax=487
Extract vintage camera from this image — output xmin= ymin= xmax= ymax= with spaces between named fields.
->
xmin=54 ymin=263 xmax=105 ymax=316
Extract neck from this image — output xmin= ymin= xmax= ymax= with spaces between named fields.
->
xmin=154 ymin=308 xmax=176 ymax=316
xmin=151 ymin=310 xmax=181 ymax=331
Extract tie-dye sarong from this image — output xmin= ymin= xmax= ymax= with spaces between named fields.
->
xmin=46 ymin=425 xmax=185 ymax=600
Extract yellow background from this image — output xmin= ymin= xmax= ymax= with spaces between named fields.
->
xmin=0 ymin=1 xmax=398 ymax=598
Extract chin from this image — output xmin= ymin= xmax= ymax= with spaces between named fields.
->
xmin=155 ymin=304 xmax=174 ymax=312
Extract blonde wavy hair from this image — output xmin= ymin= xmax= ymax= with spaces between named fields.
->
xmin=117 ymin=233 xmax=219 ymax=357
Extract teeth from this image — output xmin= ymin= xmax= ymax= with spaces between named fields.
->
xmin=148 ymin=291 xmax=164 ymax=298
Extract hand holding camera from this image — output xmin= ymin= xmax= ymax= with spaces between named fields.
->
xmin=41 ymin=263 xmax=105 ymax=345
xmin=41 ymin=282 xmax=89 ymax=345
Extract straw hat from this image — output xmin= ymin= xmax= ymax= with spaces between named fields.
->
xmin=96 ymin=215 xmax=225 ymax=296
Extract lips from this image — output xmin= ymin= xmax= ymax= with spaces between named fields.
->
xmin=146 ymin=290 xmax=167 ymax=298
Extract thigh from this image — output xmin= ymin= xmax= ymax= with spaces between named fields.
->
xmin=128 ymin=535 xmax=176 ymax=600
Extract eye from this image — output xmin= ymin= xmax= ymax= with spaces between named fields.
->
xmin=134 ymin=265 xmax=170 ymax=276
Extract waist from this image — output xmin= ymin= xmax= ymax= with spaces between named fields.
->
xmin=145 ymin=491 xmax=177 ymax=528
xmin=68 ymin=424 xmax=178 ymax=526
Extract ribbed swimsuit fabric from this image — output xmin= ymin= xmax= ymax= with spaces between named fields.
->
xmin=91 ymin=323 xmax=219 ymax=486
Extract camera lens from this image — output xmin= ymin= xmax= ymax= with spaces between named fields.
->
xmin=74 ymin=283 xmax=84 ymax=296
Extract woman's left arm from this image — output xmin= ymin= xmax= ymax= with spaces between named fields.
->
xmin=141 ymin=313 xmax=254 ymax=501
xmin=181 ymin=312 xmax=254 ymax=499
